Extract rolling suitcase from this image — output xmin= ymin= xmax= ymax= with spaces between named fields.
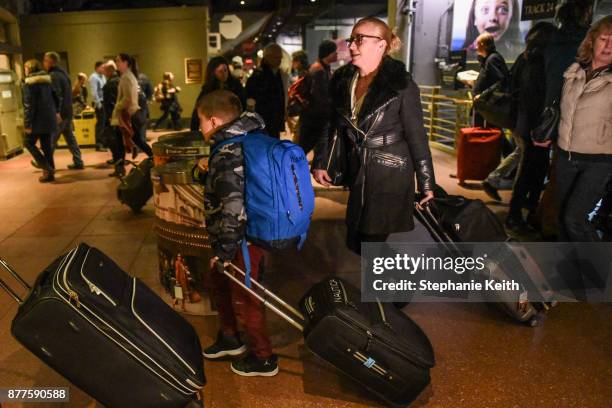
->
xmin=0 ymin=243 xmax=205 ymax=407
xmin=219 ymin=262 xmax=435 ymax=407
xmin=456 ymin=127 xmax=502 ymax=184
xmin=117 ymin=158 xmax=154 ymax=213
xmin=414 ymin=198 xmax=556 ymax=327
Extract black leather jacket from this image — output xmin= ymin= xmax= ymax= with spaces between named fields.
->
xmin=313 ymin=56 xmax=435 ymax=235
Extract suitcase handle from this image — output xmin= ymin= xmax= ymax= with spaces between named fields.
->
xmin=0 ymin=258 xmax=31 ymax=304
xmin=413 ymin=202 xmax=463 ymax=255
xmin=217 ymin=261 xmax=305 ymax=332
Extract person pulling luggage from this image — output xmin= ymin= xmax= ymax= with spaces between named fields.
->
xmin=312 ymin=17 xmax=435 ymax=254
xmin=193 ymin=90 xmax=278 ymax=377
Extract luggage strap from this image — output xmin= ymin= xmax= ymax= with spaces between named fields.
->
xmin=0 ymin=258 xmax=31 ymax=304
xmin=216 ymin=259 xmax=305 ymax=332
xmin=241 ymin=240 xmax=251 ymax=288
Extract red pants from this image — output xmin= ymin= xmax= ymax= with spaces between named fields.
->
xmin=209 ymin=245 xmax=272 ymax=359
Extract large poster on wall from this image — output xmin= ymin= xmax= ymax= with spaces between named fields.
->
xmin=451 ymin=0 xmax=534 ymax=62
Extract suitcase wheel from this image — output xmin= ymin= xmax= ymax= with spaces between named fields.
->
xmin=529 ymin=314 xmax=544 ymax=327
xmin=130 ymin=205 xmax=144 ymax=213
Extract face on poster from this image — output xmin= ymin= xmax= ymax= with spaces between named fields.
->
xmin=452 ymin=0 xmax=531 ymax=61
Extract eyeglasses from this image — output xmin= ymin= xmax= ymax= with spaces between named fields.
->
xmin=346 ymin=34 xmax=383 ymax=47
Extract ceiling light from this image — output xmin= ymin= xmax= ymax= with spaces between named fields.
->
xmin=240 ymin=0 xmax=245 ymax=5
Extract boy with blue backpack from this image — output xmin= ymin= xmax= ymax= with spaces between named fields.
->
xmin=193 ymin=90 xmax=314 ymax=377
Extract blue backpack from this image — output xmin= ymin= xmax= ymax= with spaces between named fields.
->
xmin=211 ymin=131 xmax=315 ymax=286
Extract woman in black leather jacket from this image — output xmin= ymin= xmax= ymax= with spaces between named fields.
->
xmin=312 ymin=17 xmax=435 ymax=254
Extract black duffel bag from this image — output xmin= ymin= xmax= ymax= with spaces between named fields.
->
xmin=429 ymin=186 xmax=508 ymax=242
xmin=473 ymin=81 xmax=516 ymax=129
xmin=117 ymin=158 xmax=154 ymax=213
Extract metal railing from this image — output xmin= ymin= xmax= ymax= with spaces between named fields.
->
xmin=419 ymin=86 xmax=472 ymax=154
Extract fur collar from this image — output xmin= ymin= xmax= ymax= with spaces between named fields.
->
xmin=25 ymin=71 xmax=52 ymax=85
xmin=331 ymin=56 xmax=409 ymax=123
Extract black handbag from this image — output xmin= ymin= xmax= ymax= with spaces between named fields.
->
xmin=473 ymin=81 xmax=516 ymax=129
xmin=325 ymin=132 xmax=348 ymax=186
xmin=531 ymin=101 xmax=559 ymax=143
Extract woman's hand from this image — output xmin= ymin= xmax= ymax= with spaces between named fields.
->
xmin=313 ymin=169 xmax=332 ymax=187
xmin=419 ymin=190 xmax=434 ymax=206
xmin=25 ymin=128 xmax=32 ymax=134
xmin=533 ymin=140 xmax=552 ymax=148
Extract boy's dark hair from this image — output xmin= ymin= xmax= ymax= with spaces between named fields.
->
xmin=95 ymin=61 xmax=104 ymax=69
xmin=197 ymin=89 xmax=242 ymax=122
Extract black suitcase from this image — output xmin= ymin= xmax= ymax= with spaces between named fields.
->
xmin=219 ymin=263 xmax=435 ymax=408
xmin=0 ymin=243 xmax=205 ymax=408
xmin=117 ymin=158 xmax=154 ymax=213
xmin=414 ymin=199 xmax=556 ymax=327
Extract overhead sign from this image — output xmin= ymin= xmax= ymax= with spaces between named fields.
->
xmin=522 ymin=0 xmax=557 ymax=20
xmin=219 ymin=14 xmax=242 ymax=40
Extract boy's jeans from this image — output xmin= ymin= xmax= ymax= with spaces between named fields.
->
xmin=209 ymin=245 xmax=272 ymax=359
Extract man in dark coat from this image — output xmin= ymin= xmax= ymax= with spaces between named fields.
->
xmin=465 ymin=33 xmax=513 ymax=200
xmin=299 ymin=40 xmax=337 ymax=154
xmin=245 ymin=44 xmax=285 ymax=138
xmin=312 ymin=56 xmax=435 ymax=253
xmin=472 ymin=34 xmax=510 ymax=124
xmin=44 ymin=51 xmax=84 ymax=169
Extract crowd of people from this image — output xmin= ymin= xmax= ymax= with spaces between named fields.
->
xmin=23 ymin=52 xmax=157 ymax=180
xmin=19 ymin=3 xmax=610 ymax=378
xmin=190 ymin=8 xmax=610 ymax=377
xmin=466 ymin=1 xmax=611 ymax=244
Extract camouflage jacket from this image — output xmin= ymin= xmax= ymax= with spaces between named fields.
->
xmin=198 ymin=112 xmax=267 ymax=261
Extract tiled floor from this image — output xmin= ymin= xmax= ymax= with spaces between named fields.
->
xmin=0 ymin=132 xmax=610 ymax=407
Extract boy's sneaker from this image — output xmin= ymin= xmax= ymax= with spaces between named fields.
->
xmin=202 ymin=331 xmax=246 ymax=359
xmin=230 ymin=353 xmax=278 ymax=377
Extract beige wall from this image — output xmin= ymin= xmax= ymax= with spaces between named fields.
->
xmin=20 ymin=7 xmax=208 ymax=118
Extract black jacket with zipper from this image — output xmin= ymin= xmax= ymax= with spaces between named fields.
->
xmin=313 ymin=56 xmax=435 ymax=235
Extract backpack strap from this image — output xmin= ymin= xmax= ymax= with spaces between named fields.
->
xmin=241 ymin=239 xmax=252 ymax=288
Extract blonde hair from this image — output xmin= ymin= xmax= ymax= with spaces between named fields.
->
xmin=354 ymin=17 xmax=402 ymax=54
xmin=24 ymin=59 xmax=42 ymax=75
xmin=577 ymin=15 xmax=612 ymax=65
